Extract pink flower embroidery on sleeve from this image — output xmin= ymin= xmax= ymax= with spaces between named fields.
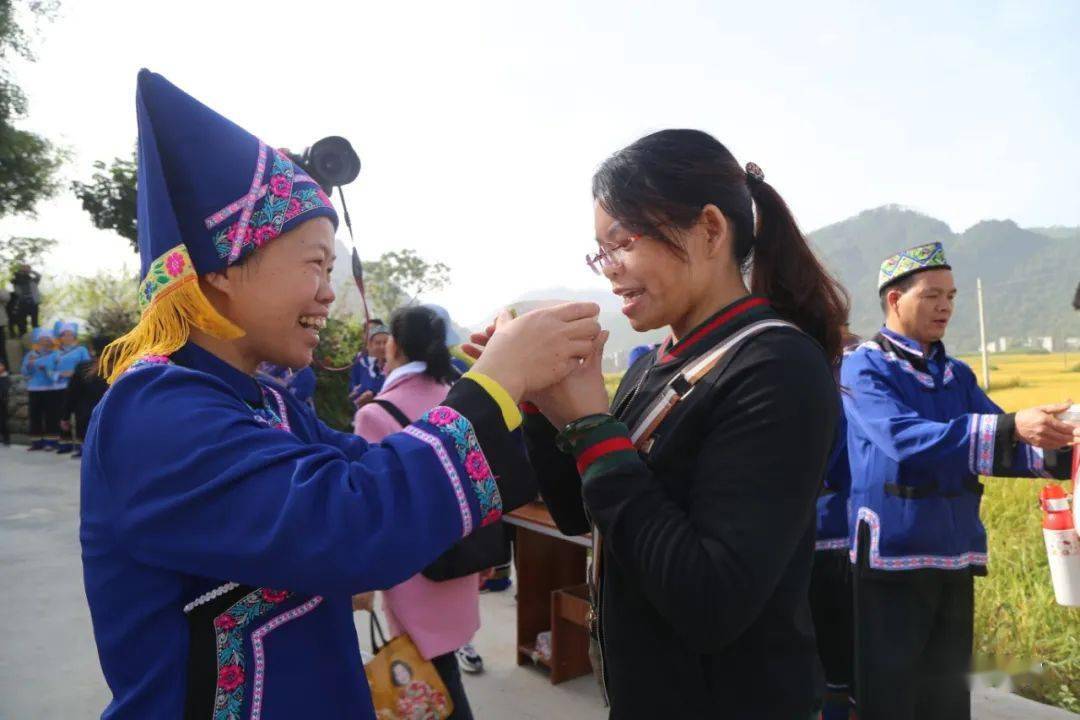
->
xmin=427 ymin=407 xmax=458 ymax=427
xmin=465 ymin=450 xmax=490 ymax=480
xmin=269 ymin=175 xmax=291 ymax=198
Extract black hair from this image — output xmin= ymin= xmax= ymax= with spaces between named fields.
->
xmin=86 ymin=335 xmax=117 ymax=379
xmin=389 ymin=305 xmax=456 ymax=384
xmin=878 ymin=274 xmax=919 ymax=313
xmin=592 ymin=129 xmax=850 ymax=365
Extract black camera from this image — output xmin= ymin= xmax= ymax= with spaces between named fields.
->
xmin=290 ymin=136 xmax=361 ymax=193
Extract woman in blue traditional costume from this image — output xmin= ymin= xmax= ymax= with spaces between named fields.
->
xmin=80 ymin=70 xmax=601 ymax=720
xmin=22 ymin=326 xmax=61 ymax=451
xmin=843 ymin=243 xmax=1079 ymax=720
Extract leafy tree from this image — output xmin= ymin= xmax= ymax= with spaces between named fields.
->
xmin=71 ymin=152 xmax=138 ymax=251
xmin=0 ymin=0 xmax=64 ymax=219
xmin=0 ymin=233 xmax=54 ymax=276
xmin=46 ymin=267 xmax=139 ymax=337
xmin=363 ymin=249 xmax=450 ymax=320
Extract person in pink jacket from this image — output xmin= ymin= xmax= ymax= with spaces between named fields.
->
xmin=354 ymin=305 xmax=479 ymax=719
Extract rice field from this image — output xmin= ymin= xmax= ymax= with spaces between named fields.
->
xmin=962 ymin=353 xmax=1080 ymax=711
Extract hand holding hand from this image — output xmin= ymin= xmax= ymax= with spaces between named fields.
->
xmin=529 ymin=331 xmax=611 ymax=429
xmin=1014 ymin=401 xmax=1080 ymax=449
xmin=470 ymin=303 xmax=602 ymax=402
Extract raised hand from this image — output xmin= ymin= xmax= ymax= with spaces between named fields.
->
xmin=530 ymin=330 xmax=611 ymax=429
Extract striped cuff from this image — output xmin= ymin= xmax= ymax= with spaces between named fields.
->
xmin=563 ymin=418 xmax=640 ymax=481
xmin=968 ymin=413 xmax=998 ymax=476
xmin=463 ymin=371 xmax=522 ymax=431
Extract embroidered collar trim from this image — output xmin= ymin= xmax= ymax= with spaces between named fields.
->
xmin=657 ymin=296 xmax=769 ymax=364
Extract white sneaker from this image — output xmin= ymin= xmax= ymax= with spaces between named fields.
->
xmin=456 ymin=643 xmax=484 ymax=674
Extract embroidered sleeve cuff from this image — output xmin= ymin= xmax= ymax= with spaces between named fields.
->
xmin=462 ymin=371 xmax=522 ymax=431
xmin=563 ymin=418 xmax=642 ymax=483
xmin=443 ymin=378 xmax=538 ymax=513
xmin=968 ymin=413 xmax=999 ymax=476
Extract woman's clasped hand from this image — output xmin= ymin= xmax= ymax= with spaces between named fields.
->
xmin=465 ymin=302 xmax=607 ymax=408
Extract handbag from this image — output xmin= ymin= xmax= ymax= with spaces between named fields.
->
xmin=365 ymin=612 xmax=454 ymax=719
xmin=373 ymin=399 xmax=512 ymax=581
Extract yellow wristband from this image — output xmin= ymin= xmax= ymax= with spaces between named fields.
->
xmin=463 ymin=371 xmax=522 ymax=431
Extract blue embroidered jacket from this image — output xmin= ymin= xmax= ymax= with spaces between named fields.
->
xmin=349 ymin=352 xmax=385 ymax=399
xmin=56 ymin=344 xmax=92 ymax=390
xmin=80 ymin=343 xmax=535 ymax=719
xmin=22 ymin=349 xmax=60 ymax=391
xmin=815 ymin=405 xmax=851 ymax=551
xmin=842 ymin=327 xmax=1071 ymax=573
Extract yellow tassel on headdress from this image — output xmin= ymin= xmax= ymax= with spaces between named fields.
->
xmin=100 ymin=246 xmax=243 ymax=384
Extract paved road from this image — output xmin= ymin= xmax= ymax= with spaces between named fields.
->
xmin=0 ymin=446 xmax=1074 ymax=718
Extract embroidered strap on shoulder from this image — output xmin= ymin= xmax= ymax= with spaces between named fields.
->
xmin=629 ymin=319 xmax=798 ymax=451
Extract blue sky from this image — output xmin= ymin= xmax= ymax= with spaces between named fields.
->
xmin=3 ymin=0 xmax=1077 ymax=323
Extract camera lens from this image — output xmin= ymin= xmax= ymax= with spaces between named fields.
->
xmin=304 ymin=136 xmax=361 ymax=191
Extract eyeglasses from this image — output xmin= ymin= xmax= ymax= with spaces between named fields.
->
xmin=586 ymin=234 xmax=639 ymax=275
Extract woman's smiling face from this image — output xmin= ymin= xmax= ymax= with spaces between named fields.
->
xmin=206 ymin=217 xmax=337 ymax=369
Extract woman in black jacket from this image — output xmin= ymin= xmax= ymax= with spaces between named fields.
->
xmin=505 ymin=130 xmax=848 ymax=718
xmin=61 ymin=335 xmax=112 ymax=458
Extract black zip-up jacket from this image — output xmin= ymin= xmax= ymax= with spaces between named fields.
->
xmin=524 ymin=298 xmax=837 ymax=719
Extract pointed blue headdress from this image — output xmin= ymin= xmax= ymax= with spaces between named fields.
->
xmin=134 ymin=69 xmax=338 ymax=310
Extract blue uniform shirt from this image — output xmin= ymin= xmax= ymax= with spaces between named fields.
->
xmin=349 ymin=353 xmax=384 ymax=399
xmin=815 ymin=405 xmax=851 ymax=551
xmin=22 ymin=349 xmax=60 ymax=391
xmin=81 ymin=342 xmax=531 ymax=719
xmin=842 ymin=327 xmax=1071 ymax=573
xmin=56 ymin=344 xmax=92 ymax=390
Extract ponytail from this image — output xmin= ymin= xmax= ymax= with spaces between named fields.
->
xmin=388 ymin=306 xmax=456 ymax=385
xmin=745 ymin=173 xmax=849 ymax=364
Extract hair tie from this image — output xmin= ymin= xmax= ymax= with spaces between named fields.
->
xmin=745 ymin=161 xmax=765 ymax=184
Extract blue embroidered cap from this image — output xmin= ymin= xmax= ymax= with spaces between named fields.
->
xmin=53 ymin=320 xmax=78 ymax=337
xmin=31 ymin=327 xmax=54 ymax=344
xmin=878 ymin=242 xmax=951 ymax=292
xmin=135 ymin=70 xmax=338 ymax=311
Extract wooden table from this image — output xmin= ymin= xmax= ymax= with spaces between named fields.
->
xmin=504 ymin=502 xmax=594 ymax=684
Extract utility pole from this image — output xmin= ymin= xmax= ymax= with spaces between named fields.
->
xmin=977 ymin=277 xmax=991 ymax=390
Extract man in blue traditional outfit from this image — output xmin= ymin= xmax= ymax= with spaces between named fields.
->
xmin=842 ymin=242 xmax=1079 ymax=720
xmin=350 ymin=320 xmax=389 ymax=405
xmin=80 ymin=69 xmax=600 ymax=720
